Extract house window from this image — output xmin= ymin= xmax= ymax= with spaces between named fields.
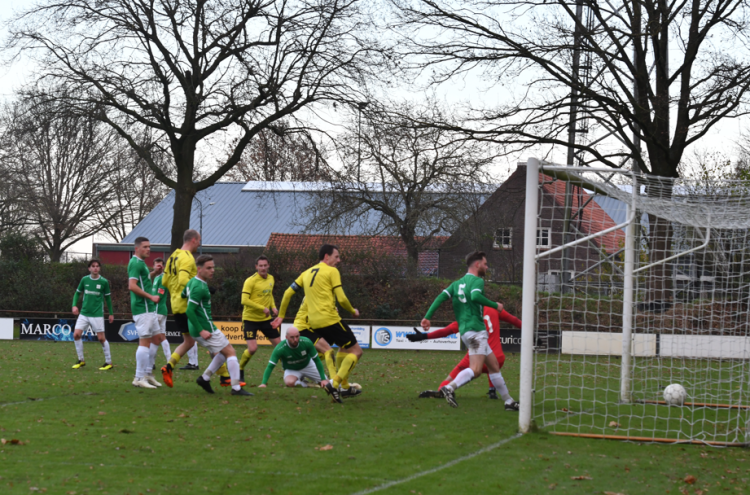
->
xmin=537 ymin=228 xmax=551 ymax=249
xmin=493 ymin=227 xmax=513 ymax=249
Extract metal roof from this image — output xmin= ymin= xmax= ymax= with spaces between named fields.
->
xmin=121 ymin=182 xmax=393 ymax=246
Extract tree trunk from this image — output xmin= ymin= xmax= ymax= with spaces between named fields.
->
xmin=644 ymin=177 xmax=674 ymax=303
xmin=171 ymin=185 xmax=197 ymax=252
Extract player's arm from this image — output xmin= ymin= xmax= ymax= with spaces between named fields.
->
xmin=177 ymin=256 xmax=193 ymax=288
xmin=312 ymin=354 xmax=327 ymax=381
xmin=241 ymin=278 xmax=266 ymax=311
xmin=129 ymin=278 xmax=157 ymax=301
xmin=72 ymin=279 xmax=83 ymax=312
xmin=276 ymin=274 xmax=304 ymax=320
xmin=408 ymin=321 xmax=458 ymax=342
xmin=469 ymin=281 xmax=500 ymax=310
xmin=499 ymin=309 xmax=522 ymax=328
xmin=104 ymin=280 xmax=114 ymax=322
xmin=186 ymin=287 xmax=211 ymax=338
xmin=330 ymin=268 xmax=358 ymax=315
xmin=260 ymin=347 xmax=282 ymax=386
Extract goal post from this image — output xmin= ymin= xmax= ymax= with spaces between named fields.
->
xmin=518 ymin=157 xmax=750 ymax=446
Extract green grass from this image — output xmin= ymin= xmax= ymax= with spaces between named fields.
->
xmin=0 ymin=341 xmax=748 ymax=494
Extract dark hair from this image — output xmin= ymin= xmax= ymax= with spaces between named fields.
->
xmin=255 ymin=255 xmax=269 ymax=265
xmin=134 ymin=237 xmax=149 ymax=247
xmin=88 ymin=258 xmax=101 ymax=268
xmin=183 ymin=229 xmax=200 ymax=243
xmin=154 ymin=258 xmax=165 ymax=264
xmin=319 ymin=244 xmax=339 ymax=260
xmin=196 ymin=254 xmax=214 ymax=267
xmin=465 ymin=250 xmax=486 ymax=267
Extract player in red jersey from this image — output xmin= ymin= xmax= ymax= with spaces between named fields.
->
xmin=409 ymin=307 xmax=521 ymax=409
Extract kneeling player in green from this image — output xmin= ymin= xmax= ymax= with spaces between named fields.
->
xmin=258 ymin=328 xmax=342 ymax=403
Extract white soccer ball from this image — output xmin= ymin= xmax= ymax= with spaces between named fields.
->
xmin=663 ymin=384 xmax=687 ymax=406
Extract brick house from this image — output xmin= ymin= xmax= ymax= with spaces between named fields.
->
xmin=439 ymin=163 xmax=625 ymax=283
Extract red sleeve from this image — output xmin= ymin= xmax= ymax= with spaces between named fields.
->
xmin=427 ymin=321 xmax=459 ymax=339
xmin=498 ymin=309 xmax=522 ymax=329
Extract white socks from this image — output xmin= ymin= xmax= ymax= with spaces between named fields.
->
xmin=74 ymin=339 xmax=84 ymax=361
xmin=202 ymin=353 xmax=227 ymax=381
xmin=488 ymin=371 xmax=514 ymax=402
xmin=135 ymin=345 xmax=150 ymax=379
xmin=148 ymin=344 xmax=159 ymax=374
xmin=449 ymin=368 xmax=476 ymax=391
xmin=160 ymin=340 xmax=171 ymax=361
xmin=188 ymin=343 xmax=199 ymax=366
xmin=226 ymin=356 xmax=241 ymax=391
xmin=295 ymin=380 xmax=308 ymax=388
xmin=101 ymin=340 xmax=111 ymax=364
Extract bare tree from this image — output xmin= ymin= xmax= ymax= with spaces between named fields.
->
xmin=394 ymin=0 xmax=750 ymax=301
xmin=0 ymin=179 xmax=27 ymax=236
xmin=305 ymin=101 xmax=495 ymax=263
xmin=9 ymin=0 xmax=380 ymax=250
xmin=224 ymin=122 xmax=331 ymax=182
xmin=0 ymin=92 xmax=123 ymax=261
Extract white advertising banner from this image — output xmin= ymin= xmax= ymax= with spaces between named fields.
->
xmin=0 ymin=318 xmax=13 ymax=340
xmin=280 ymin=323 xmax=371 ymax=349
xmin=370 ymin=325 xmax=461 ymax=351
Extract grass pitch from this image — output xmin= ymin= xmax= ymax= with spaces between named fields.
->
xmin=1 ymin=341 xmax=748 ymax=494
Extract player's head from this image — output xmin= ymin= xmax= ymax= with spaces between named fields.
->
xmin=465 ymin=250 xmax=488 ymax=276
xmin=153 ymin=257 xmax=165 ymax=275
xmin=183 ymin=229 xmax=201 ymax=253
xmin=319 ymin=244 xmax=340 ymax=266
xmin=88 ymin=258 xmax=101 ymax=276
xmin=255 ymin=255 xmax=270 ymax=277
xmin=286 ymin=327 xmax=300 ymax=348
xmin=196 ymin=254 xmax=215 ymax=280
xmin=134 ymin=237 xmax=151 ymax=259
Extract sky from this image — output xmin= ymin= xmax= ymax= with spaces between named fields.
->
xmin=0 ymin=0 xmax=747 ymax=255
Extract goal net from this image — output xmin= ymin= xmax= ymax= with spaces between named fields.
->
xmin=518 ymin=157 xmax=750 ymax=446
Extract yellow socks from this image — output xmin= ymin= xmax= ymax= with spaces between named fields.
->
xmin=323 ymin=350 xmax=337 ymax=381
xmin=333 ymin=353 xmax=358 ymax=389
xmin=335 ymin=351 xmax=350 ymax=389
xmin=218 ymin=363 xmax=229 ymax=378
xmin=168 ymin=352 xmax=181 ymax=368
xmin=239 ymin=349 xmax=253 ymax=370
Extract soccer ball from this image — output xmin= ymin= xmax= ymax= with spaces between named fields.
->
xmin=349 ymin=382 xmax=362 ymax=391
xmin=663 ymin=384 xmax=687 ymax=406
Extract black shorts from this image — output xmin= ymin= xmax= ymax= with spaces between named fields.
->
xmin=314 ymin=321 xmax=358 ymax=349
xmin=243 ymin=320 xmax=280 ymax=341
xmin=174 ymin=313 xmax=189 ymax=334
xmin=299 ymin=329 xmax=323 ymax=346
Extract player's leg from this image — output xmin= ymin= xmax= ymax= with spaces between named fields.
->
xmin=484 ymin=353 xmax=517 ymax=409
xmin=218 ymin=338 xmax=252 ymax=396
xmin=143 ymin=315 xmax=162 ymax=387
xmin=158 ymin=315 xmax=171 ymax=362
xmin=162 ymin=313 xmax=193 ymax=386
xmin=330 ymin=323 xmax=362 ymax=397
xmin=95 ymin=318 xmax=113 ymax=370
xmin=187 ymin=342 xmax=199 ymax=366
xmin=193 ymin=337 xmax=221 ymax=394
xmin=303 ymin=329 xmax=337 ymax=379
xmin=283 ymin=368 xmax=304 ymax=388
xmin=72 ymin=319 xmax=86 ymax=368
xmin=132 ymin=314 xmax=156 ymax=389
xmin=440 ymin=332 xmax=490 ymax=407
xmin=239 ymin=321 xmax=259 ymax=383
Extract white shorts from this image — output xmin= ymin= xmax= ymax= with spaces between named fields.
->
xmin=462 ymin=331 xmax=493 ymax=356
xmin=133 ymin=313 xmax=159 ymax=338
xmin=195 ymin=331 xmax=230 ymax=355
xmin=283 ymin=359 xmax=324 ymax=383
xmin=157 ymin=315 xmax=167 ymax=335
xmin=75 ymin=315 xmax=105 ymax=333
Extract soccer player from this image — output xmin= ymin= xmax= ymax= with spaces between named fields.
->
xmin=238 ymin=255 xmax=280 ymax=383
xmin=150 ymin=258 xmax=174 ymax=364
xmin=411 ymin=306 xmax=521 ymax=409
xmin=273 ymin=244 xmax=362 ymax=398
xmin=421 ymin=250 xmax=513 ymax=408
xmin=71 ymin=259 xmax=115 ymax=370
xmin=257 ymin=327 xmax=341 ymax=403
xmin=160 ymin=229 xmax=201 ymax=386
xmin=183 ymin=255 xmax=252 ymax=396
xmin=128 ymin=237 xmax=162 ymax=389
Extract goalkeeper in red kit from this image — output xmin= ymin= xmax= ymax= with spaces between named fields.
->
xmin=409 ymin=306 xmax=521 ymax=404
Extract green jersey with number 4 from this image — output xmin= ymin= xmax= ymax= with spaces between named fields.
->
xmin=424 ymin=273 xmax=498 ymax=335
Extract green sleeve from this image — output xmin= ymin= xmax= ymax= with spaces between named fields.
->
xmin=424 ymin=288 xmax=452 ymax=320
xmin=72 ymin=278 xmax=84 ymax=307
xmin=261 ymin=345 xmax=283 ymax=385
xmin=127 ymin=261 xmax=139 ymax=280
xmin=186 ymin=285 xmax=208 ymax=331
xmin=104 ymin=280 xmax=114 ymax=314
xmin=312 ymin=354 xmax=326 ymax=381
xmin=469 ymin=280 xmax=498 ymax=309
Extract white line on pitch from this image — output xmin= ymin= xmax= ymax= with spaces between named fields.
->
xmin=350 ymin=432 xmax=524 ymax=495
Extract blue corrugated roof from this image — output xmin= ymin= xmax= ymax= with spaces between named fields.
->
xmin=122 ymin=182 xmax=402 ymax=246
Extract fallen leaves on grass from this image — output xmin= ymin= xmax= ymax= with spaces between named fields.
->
xmin=684 ymin=475 xmax=697 ymax=484
xmin=570 ymin=475 xmax=592 ymax=480
xmin=608 ymin=421 xmax=620 ymax=428
xmin=316 ymin=444 xmax=333 ymax=451
xmin=118 ymin=429 xmax=134 ymax=434
xmin=1 ymin=439 xmax=24 ymax=445
xmin=603 ymin=492 xmax=625 ymax=495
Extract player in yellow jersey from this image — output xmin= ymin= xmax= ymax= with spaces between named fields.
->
xmin=273 ymin=244 xmax=363 ymax=398
xmin=238 ymin=255 xmax=280 ymax=383
xmin=160 ymin=229 xmax=200 ymax=387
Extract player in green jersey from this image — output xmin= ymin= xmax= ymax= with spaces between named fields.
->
xmin=421 ymin=251 xmax=510 ymax=408
xmin=71 ymin=259 xmax=115 ymax=370
xmin=150 ymin=258 xmax=173 ymax=364
xmin=183 ymin=255 xmax=252 ymax=396
xmin=128 ymin=237 xmax=162 ymax=389
xmin=258 ymin=328 xmax=342 ymax=402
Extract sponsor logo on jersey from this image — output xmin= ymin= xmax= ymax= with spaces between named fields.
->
xmin=84 ymin=290 xmax=100 ymax=295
